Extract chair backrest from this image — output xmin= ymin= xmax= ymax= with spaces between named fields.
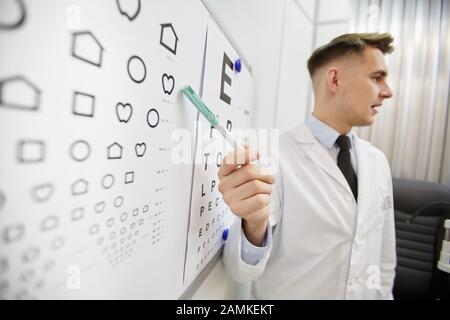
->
xmin=392 ymin=178 xmax=450 ymax=299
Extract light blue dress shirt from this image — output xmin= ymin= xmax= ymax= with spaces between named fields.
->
xmin=240 ymin=114 xmax=358 ymax=265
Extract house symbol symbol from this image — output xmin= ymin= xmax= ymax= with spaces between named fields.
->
xmin=159 ymin=23 xmax=179 ymax=55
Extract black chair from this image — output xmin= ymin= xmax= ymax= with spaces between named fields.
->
xmin=392 ymin=177 xmax=450 ymax=300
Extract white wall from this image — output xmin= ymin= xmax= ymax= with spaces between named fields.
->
xmin=192 ymin=0 xmax=352 ymax=299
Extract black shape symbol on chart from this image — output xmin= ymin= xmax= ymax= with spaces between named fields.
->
xmin=71 ymin=179 xmax=89 ymax=196
xmin=51 ymin=236 xmax=65 ymax=250
xmin=97 ymin=237 xmax=104 ymax=246
xmin=0 ymin=257 xmax=8 ymax=276
xmin=127 ymin=55 xmax=146 ymax=83
xmin=146 ymin=108 xmax=159 ymax=128
xmin=135 ymin=143 xmax=146 ymax=157
xmin=70 ymin=140 xmax=91 ymax=161
xmin=22 ymin=247 xmax=40 ymax=263
xmin=0 ymin=279 xmax=10 ymax=294
xmin=116 ymin=102 xmax=133 ymax=123
xmin=89 ymin=224 xmax=100 ymax=235
xmin=1 ymin=223 xmax=25 ymax=244
xmin=31 ymin=183 xmax=54 ymax=202
xmin=71 ymin=31 xmax=104 ymax=67
xmin=120 ymin=212 xmax=128 ymax=222
xmin=17 ymin=140 xmax=45 ymax=164
xmin=0 ymin=190 xmax=6 ymax=211
xmin=101 ymin=173 xmax=115 ymax=189
xmin=114 ymin=196 xmax=124 ymax=208
xmin=72 ymin=91 xmax=95 ymax=117
xmin=40 ymin=215 xmax=59 ymax=232
xmin=107 ymin=143 xmax=123 ymax=159
xmin=161 ymin=74 xmax=175 ymax=95
xmin=94 ymin=201 xmax=105 ymax=213
xmin=125 ymin=171 xmax=134 ymax=184
xmin=42 ymin=260 xmax=55 ymax=272
xmin=106 ymin=218 xmax=114 ymax=228
xmin=71 ymin=207 xmax=84 ymax=221
xmin=116 ymin=0 xmax=141 ymax=21
xmin=20 ymin=269 xmax=35 ymax=283
xmin=159 ymin=23 xmax=178 ymax=55
xmin=0 ymin=0 xmax=26 ymax=30
xmin=0 ymin=76 xmax=40 ymax=111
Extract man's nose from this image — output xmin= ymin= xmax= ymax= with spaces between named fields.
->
xmin=381 ymin=83 xmax=393 ymax=99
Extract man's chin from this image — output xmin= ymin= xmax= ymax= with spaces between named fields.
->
xmin=353 ymin=117 xmax=375 ymax=127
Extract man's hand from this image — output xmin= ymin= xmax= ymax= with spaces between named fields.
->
xmin=218 ymin=147 xmax=275 ymax=246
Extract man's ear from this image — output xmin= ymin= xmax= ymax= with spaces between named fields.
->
xmin=326 ymin=67 xmax=339 ymax=93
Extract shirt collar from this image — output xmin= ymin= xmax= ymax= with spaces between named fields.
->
xmin=306 ymin=113 xmax=355 ymax=150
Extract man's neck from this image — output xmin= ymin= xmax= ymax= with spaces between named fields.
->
xmin=312 ymin=108 xmax=351 ymax=134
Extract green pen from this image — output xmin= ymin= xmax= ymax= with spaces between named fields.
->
xmin=182 ymin=85 xmax=245 ymax=152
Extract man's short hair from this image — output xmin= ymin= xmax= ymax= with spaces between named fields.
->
xmin=307 ymin=33 xmax=394 ymax=78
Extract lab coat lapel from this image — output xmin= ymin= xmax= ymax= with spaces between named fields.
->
xmin=353 ymin=134 xmax=376 ymax=212
xmin=292 ymin=125 xmax=353 ymax=195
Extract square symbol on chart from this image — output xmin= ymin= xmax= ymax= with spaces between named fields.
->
xmin=125 ymin=171 xmax=134 ymax=184
xmin=72 ymin=91 xmax=95 ymax=117
xmin=18 ymin=140 xmax=45 ymax=163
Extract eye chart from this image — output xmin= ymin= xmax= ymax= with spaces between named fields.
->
xmin=0 ymin=0 xmax=253 ymax=299
xmin=183 ymin=19 xmax=253 ymax=287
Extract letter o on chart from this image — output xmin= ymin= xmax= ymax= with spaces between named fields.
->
xmin=127 ymin=55 xmax=146 ymax=83
xmin=70 ymin=140 xmax=91 ymax=161
xmin=146 ymin=108 xmax=159 ymax=128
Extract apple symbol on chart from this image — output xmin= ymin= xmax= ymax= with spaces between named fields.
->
xmin=116 ymin=102 xmax=133 ymax=123
xmin=116 ymin=0 xmax=141 ymax=21
xmin=162 ymin=73 xmax=175 ymax=95
xmin=135 ymin=143 xmax=147 ymax=157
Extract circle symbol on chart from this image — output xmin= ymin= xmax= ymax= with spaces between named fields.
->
xmin=127 ymin=55 xmax=146 ymax=83
xmin=114 ymin=196 xmax=124 ymax=208
xmin=101 ymin=174 xmax=115 ymax=189
xmin=70 ymin=140 xmax=91 ymax=161
xmin=146 ymin=108 xmax=159 ymax=128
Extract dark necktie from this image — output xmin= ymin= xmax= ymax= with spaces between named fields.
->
xmin=335 ymin=135 xmax=358 ymax=201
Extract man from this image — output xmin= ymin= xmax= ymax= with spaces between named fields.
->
xmin=218 ymin=33 xmax=396 ymax=299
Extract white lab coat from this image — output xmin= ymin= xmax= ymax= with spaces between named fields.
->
xmin=223 ymin=124 xmax=397 ymax=299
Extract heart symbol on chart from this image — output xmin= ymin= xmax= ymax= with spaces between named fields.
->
xmin=135 ymin=143 xmax=147 ymax=157
xmin=162 ymin=73 xmax=175 ymax=95
xmin=116 ymin=102 xmax=133 ymax=123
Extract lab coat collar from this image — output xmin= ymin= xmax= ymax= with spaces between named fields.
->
xmin=291 ymin=124 xmax=375 ymax=201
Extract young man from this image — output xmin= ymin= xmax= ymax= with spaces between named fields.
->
xmin=218 ymin=33 xmax=396 ymax=299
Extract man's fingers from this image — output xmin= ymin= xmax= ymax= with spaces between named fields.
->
xmin=228 ymin=194 xmax=271 ymax=217
xmin=223 ymin=179 xmax=272 ymax=204
xmin=219 ymin=164 xmax=274 ymax=190
xmin=218 ymin=148 xmax=259 ymax=178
